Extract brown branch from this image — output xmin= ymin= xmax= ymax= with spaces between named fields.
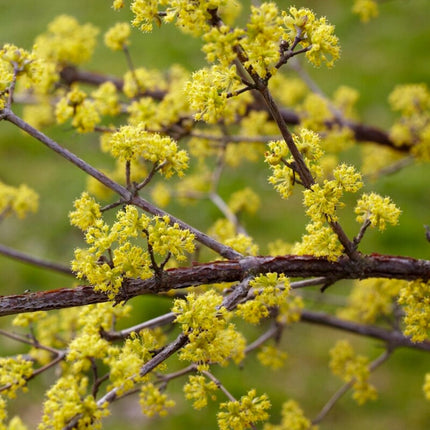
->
xmin=59 ymin=66 xmax=165 ymax=100
xmin=0 ymin=243 xmax=73 ymax=277
xmin=1 ymin=254 xmax=429 ymax=317
xmin=300 ymin=309 xmax=430 ymax=351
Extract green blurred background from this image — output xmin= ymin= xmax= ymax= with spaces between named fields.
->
xmin=1 ymin=0 xmax=430 ymax=429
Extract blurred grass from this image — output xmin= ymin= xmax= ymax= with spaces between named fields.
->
xmin=1 ymin=1 xmax=430 ymax=429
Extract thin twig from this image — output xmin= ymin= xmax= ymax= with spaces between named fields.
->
xmin=312 ymin=348 xmax=393 ymax=424
xmin=200 ymin=369 xmax=237 ymax=402
xmin=245 ymin=324 xmax=281 ymax=354
xmin=0 ymin=243 xmax=73 ymax=276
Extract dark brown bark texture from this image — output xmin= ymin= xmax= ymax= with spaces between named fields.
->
xmin=1 ymin=254 xmax=428 ymax=317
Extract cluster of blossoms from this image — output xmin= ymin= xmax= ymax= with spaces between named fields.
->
xmin=1 ymin=0 xmax=427 ymax=428
xmin=329 ymin=340 xmax=377 ymax=405
xmin=266 ymin=128 xmax=324 ymax=200
xmin=398 ymin=281 xmax=430 ymax=343
xmin=208 ymin=218 xmax=259 ymax=256
xmin=0 ymin=181 xmax=38 ymax=219
xmin=70 ymin=195 xmax=195 ymax=298
xmin=389 ymin=83 xmax=430 ymax=161
xmin=264 ymin=399 xmax=317 ymax=430
xmin=217 ymin=389 xmax=271 ymax=430
xmin=0 ymin=43 xmax=50 ymax=109
xmin=173 ymin=291 xmax=245 ymax=365
xmin=339 ymin=278 xmax=406 ymax=324
xmin=34 ymin=15 xmax=98 ymax=65
xmin=111 ymin=2 xmax=340 ymax=125
xmin=39 ymin=375 xmax=107 ymax=430
xmin=352 ymin=0 xmax=379 ymax=22
xmin=106 ymin=124 xmax=189 ymax=178
xmin=236 ymin=273 xmax=303 ymax=325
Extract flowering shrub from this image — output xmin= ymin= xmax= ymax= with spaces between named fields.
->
xmin=0 ymin=1 xmax=429 ymax=429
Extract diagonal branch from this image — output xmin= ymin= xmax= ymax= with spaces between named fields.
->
xmin=1 ymin=109 xmax=241 ymax=260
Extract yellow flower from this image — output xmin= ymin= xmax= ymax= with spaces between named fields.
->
xmin=352 ymin=0 xmax=379 ymax=23
xmin=104 ymin=22 xmax=131 ymax=51
xmin=217 ymin=389 xmax=271 ymax=430
xmin=329 ymin=340 xmax=377 ymax=405
xmin=34 ymin=15 xmax=99 ymax=65
xmin=355 ymin=192 xmax=401 ymax=231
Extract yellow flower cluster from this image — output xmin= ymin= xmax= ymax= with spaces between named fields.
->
xmin=339 ymin=278 xmax=405 ymax=324
xmin=55 ymin=85 xmax=101 ymax=133
xmin=293 ymin=221 xmax=344 ymax=261
xmin=91 ymin=81 xmax=120 ymax=116
xmin=355 ymin=192 xmax=401 ymax=231
xmin=292 ymin=163 xmax=362 ymax=260
xmin=266 ymin=128 xmax=323 ymax=199
xmin=264 ymin=399 xmax=317 ymax=430
xmin=107 ymin=124 xmax=189 ymax=177
xmin=129 ymin=0 xmax=160 ymax=32
xmin=300 ymin=93 xmax=333 ymax=131
xmin=283 ymin=7 xmax=340 ymax=68
xmin=398 ymin=281 xmax=430 ymax=342
xmin=66 ymin=303 xmax=132 ymax=374
xmin=69 ymin=191 xmax=101 ymax=231
xmin=173 ymin=291 xmax=245 ymax=365
xmin=236 ymin=273 xmax=302 ymax=325
xmin=257 ymin=345 xmax=288 ymax=370
xmin=389 ymin=83 xmax=430 ymax=160
xmin=0 ymin=356 xmax=33 ymax=399
xmin=352 ymin=0 xmax=379 ymax=23
xmin=71 ymin=202 xmax=195 ymax=298
xmin=239 ymin=3 xmax=284 ymax=78
xmin=183 ymin=374 xmax=218 ymax=410
xmin=304 ymin=163 xmax=362 ymax=223
xmin=106 ymin=330 xmax=161 ymax=394
xmin=185 ymin=65 xmax=247 ymax=124
xmin=0 ymin=181 xmax=39 ymax=219
xmin=164 ymin=0 xmax=226 ymax=37
xmin=329 ymin=340 xmax=377 ymax=405
xmin=202 ymin=25 xmax=245 ymax=67
xmin=139 ymin=383 xmax=176 ymax=417
xmin=228 ymin=187 xmax=260 ymax=215
xmin=39 ymin=375 xmax=108 ymax=430
xmin=217 ymin=389 xmax=271 ymax=430
xmin=104 ymin=22 xmax=131 ymax=51
xmin=423 ymin=374 xmax=430 ymax=401
xmin=34 ymin=15 xmax=99 ymax=65
xmin=208 ymin=218 xmax=259 ymax=256
xmin=0 ymin=44 xmax=53 ymax=108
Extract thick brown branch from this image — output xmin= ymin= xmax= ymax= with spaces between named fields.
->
xmin=1 ymin=254 xmax=428 ymax=317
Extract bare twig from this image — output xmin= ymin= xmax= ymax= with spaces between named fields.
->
xmin=312 ymin=348 xmax=392 ymax=424
xmin=0 ymin=243 xmax=73 ymax=276
xmin=301 ymin=309 xmax=430 ymax=351
xmin=200 ymin=368 xmax=237 ymax=402
xmin=245 ymin=324 xmax=281 ymax=354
